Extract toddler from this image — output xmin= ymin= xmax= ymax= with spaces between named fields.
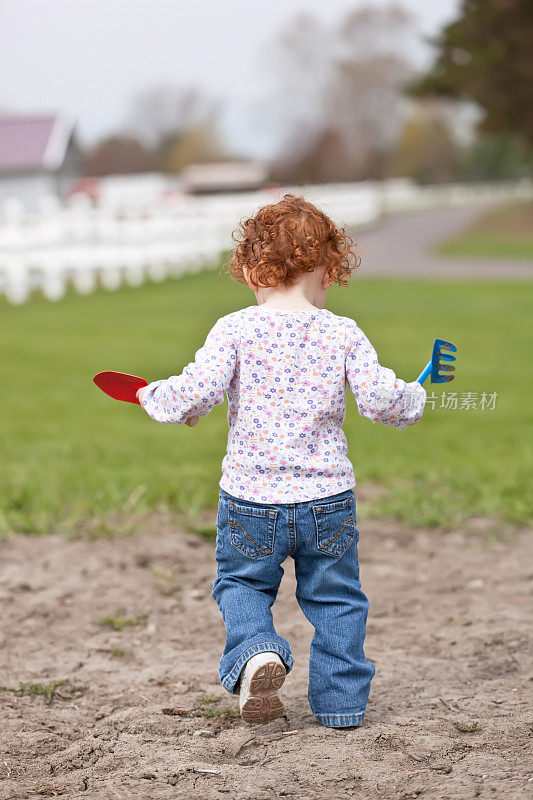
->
xmin=137 ymin=194 xmax=426 ymax=728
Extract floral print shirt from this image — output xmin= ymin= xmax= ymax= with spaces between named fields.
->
xmin=141 ymin=305 xmax=426 ymax=503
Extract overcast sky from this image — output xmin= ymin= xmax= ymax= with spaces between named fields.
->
xmin=0 ymin=0 xmax=461 ymax=158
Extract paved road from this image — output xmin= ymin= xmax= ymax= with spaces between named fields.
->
xmin=350 ymin=203 xmax=533 ymax=279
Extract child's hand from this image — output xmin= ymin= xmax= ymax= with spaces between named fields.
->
xmin=136 ymin=386 xmax=148 ymax=405
xmin=136 ymin=386 xmax=199 ymax=426
xmin=135 ymin=386 xmax=200 ymax=428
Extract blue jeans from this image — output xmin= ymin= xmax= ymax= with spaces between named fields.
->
xmin=211 ymin=486 xmax=375 ymax=728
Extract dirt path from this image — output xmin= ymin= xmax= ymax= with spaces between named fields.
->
xmin=351 ymin=204 xmax=533 ymax=279
xmin=1 ymin=513 xmax=531 ymax=800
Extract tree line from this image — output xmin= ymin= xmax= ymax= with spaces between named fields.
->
xmin=84 ymin=1 xmax=532 ymax=184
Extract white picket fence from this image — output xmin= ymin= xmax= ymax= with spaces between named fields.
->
xmin=0 ymin=178 xmax=531 ymax=304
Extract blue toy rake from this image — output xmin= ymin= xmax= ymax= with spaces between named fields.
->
xmin=416 ymin=339 xmax=457 ymax=385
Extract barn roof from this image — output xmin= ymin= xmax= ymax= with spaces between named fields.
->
xmin=0 ymin=114 xmax=76 ymax=173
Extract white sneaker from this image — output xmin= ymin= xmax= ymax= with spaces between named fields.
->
xmin=238 ymin=651 xmax=286 ymax=724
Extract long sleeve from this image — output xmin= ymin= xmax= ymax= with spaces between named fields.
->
xmin=345 ymin=320 xmax=426 ymax=430
xmin=141 ymin=314 xmax=238 ymax=424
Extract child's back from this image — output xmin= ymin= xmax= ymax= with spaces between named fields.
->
xmin=142 ymin=303 xmax=425 ymax=503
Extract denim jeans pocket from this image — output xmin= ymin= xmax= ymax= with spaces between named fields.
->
xmin=312 ymin=495 xmax=357 ymax=557
xmin=228 ymin=499 xmax=278 ymax=558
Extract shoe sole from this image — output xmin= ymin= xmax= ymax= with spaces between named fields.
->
xmin=240 ymin=660 xmax=286 ymax=724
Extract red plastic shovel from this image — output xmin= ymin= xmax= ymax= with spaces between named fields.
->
xmin=93 ymin=371 xmax=148 ymax=404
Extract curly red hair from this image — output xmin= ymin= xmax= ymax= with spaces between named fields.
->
xmin=228 ymin=194 xmax=360 ymax=289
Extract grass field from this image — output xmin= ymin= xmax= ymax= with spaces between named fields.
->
xmin=436 ymin=201 xmax=533 ymax=258
xmin=1 ymin=263 xmax=532 ymax=534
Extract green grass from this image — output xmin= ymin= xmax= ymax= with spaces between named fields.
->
xmin=191 ymin=706 xmax=240 ymax=721
xmin=1 ymin=679 xmax=86 ymax=705
xmin=453 ymin=721 xmax=480 ymax=733
xmin=1 ymin=263 xmax=532 ymax=533
xmin=93 ymin=613 xmax=148 ymax=631
xmin=436 ymin=201 xmax=533 ymax=259
xmin=108 ymin=646 xmax=131 ymax=658
xmin=438 ymin=234 xmax=533 ymax=259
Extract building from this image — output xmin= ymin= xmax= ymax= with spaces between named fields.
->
xmin=0 ymin=114 xmax=83 ymax=210
xmin=180 ymin=161 xmax=268 ymax=194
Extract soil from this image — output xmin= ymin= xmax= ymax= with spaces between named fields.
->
xmin=0 ymin=511 xmax=531 ymax=800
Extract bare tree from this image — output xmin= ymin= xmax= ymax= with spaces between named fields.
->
xmin=125 ymin=84 xmax=219 ymax=147
xmin=267 ymin=13 xmax=336 ymax=132
xmin=270 ymin=3 xmax=418 ymax=182
xmin=83 ymin=135 xmax=152 ymax=176
xmin=389 ymin=99 xmax=461 ymax=183
xmin=121 ymin=83 xmax=229 ymax=173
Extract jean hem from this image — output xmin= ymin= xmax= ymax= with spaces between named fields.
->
xmin=314 ymin=711 xmax=365 ymax=728
xmin=221 ymin=641 xmax=294 ymax=695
